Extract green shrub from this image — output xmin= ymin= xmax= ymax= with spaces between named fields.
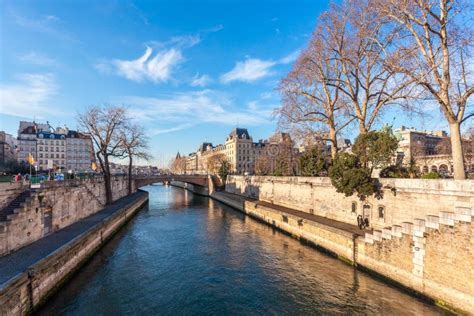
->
xmin=352 ymin=128 xmax=399 ymax=170
xmin=421 ymin=172 xmax=441 ymax=179
xmin=300 ymin=147 xmax=328 ymax=176
xmin=380 ymin=165 xmax=410 ymax=178
xmin=329 ymin=153 xmax=375 ymax=200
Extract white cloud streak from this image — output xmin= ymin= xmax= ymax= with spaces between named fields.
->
xmin=220 ymin=59 xmax=276 ymax=83
xmin=111 ymin=47 xmax=183 ymax=83
xmin=118 ymin=90 xmax=271 ymax=134
xmin=19 ymin=51 xmax=58 ymax=66
xmin=191 ymin=73 xmax=212 ymax=87
xmin=0 ymin=73 xmax=63 ymax=118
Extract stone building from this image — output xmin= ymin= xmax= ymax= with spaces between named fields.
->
xmin=180 ymin=128 xmax=297 ymax=175
xmin=0 ymin=132 xmax=17 ymax=164
xmin=394 ymin=126 xmax=473 ymax=175
xmin=16 ymin=121 xmax=94 ymax=173
xmin=65 ymin=130 xmax=94 ymax=172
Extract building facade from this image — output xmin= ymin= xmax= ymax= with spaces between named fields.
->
xmin=179 ymin=128 xmax=297 ymax=175
xmin=0 ymin=132 xmax=17 ymax=164
xmin=16 ymin=121 xmax=94 ymax=173
xmin=394 ymin=126 xmax=473 ymax=175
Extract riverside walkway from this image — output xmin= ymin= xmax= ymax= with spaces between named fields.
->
xmin=0 ymin=190 xmax=147 ymax=287
xmin=213 ymin=191 xmax=368 ymax=236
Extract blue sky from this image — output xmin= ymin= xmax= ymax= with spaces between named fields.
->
xmin=0 ymin=0 xmax=453 ymax=166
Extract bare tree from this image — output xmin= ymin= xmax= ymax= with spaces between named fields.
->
xmin=206 ymin=153 xmax=226 ymax=175
xmin=170 ymin=157 xmax=187 ymax=174
xmin=323 ymin=0 xmax=417 ymax=134
xmin=78 ymin=106 xmax=127 ymax=204
xmin=278 ymin=21 xmax=353 ymax=159
xmin=119 ymin=123 xmax=152 ymax=195
xmin=376 ymin=0 xmax=473 ymax=179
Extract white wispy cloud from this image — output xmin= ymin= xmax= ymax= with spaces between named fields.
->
xmin=118 ymin=90 xmax=271 ymax=133
xmin=98 ymin=47 xmax=184 ymax=83
xmin=19 ymin=51 xmax=58 ymax=66
xmin=220 ymin=58 xmax=276 ymax=83
xmin=220 ymin=49 xmax=301 ymax=84
xmin=150 ymin=123 xmax=193 ymax=135
xmin=191 ymin=73 xmax=212 ymax=87
xmin=11 ymin=11 xmax=76 ymax=42
xmin=0 ymin=73 xmax=63 ymax=118
xmin=279 ymin=49 xmax=300 ymax=64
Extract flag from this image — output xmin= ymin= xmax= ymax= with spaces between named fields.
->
xmin=91 ymin=162 xmax=97 ymax=171
xmin=27 ymin=153 xmax=35 ymax=165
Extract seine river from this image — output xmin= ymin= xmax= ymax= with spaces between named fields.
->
xmin=38 ymin=185 xmax=447 ymax=315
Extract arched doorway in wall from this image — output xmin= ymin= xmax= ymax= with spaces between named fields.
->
xmin=431 ymin=165 xmax=438 ymax=173
xmin=422 ymin=165 xmax=429 ymax=173
xmin=439 ymin=164 xmax=449 ymax=175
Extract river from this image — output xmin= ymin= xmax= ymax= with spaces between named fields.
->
xmin=37 ymin=184 xmax=448 ymax=315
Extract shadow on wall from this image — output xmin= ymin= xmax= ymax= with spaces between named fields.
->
xmin=244 ymin=184 xmax=260 ymax=200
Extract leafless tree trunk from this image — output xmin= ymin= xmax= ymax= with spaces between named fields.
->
xmin=119 ymin=123 xmax=151 ymax=195
xmin=78 ymin=106 xmax=127 ymax=204
xmin=278 ymin=17 xmax=354 ymax=160
xmin=376 ymin=0 xmax=473 ymax=179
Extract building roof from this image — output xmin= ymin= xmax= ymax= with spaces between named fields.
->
xmin=229 ymin=128 xmax=250 ymax=140
xmin=198 ymin=142 xmax=213 ymax=152
xmin=37 ymin=132 xmax=66 ymax=140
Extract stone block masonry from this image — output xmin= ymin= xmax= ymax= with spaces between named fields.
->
xmin=213 ymin=176 xmax=474 ymax=314
xmin=0 ymin=190 xmax=148 ymax=315
xmin=0 ymin=178 xmax=136 ymax=257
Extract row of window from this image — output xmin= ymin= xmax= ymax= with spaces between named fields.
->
xmin=39 ymin=153 xmax=64 ymax=159
xmin=351 ymin=202 xmax=386 ymax=220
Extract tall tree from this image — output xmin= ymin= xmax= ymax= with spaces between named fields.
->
xmin=323 ymin=0 xmax=417 ymax=134
xmin=119 ymin=123 xmax=151 ymax=195
xmin=78 ymin=106 xmax=127 ymax=204
xmin=375 ymin=0 xmax=473 ymax=179
xmin=278 ymin=21 xmax=353 ymax=159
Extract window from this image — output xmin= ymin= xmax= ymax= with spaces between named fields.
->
xmin=378 ymin=206 xmax=385 ymax=219
xmin=351 ymin=202 xmax=357 ymax=213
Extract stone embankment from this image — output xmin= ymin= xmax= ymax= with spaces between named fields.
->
xmin=0 ymin=178 xmax=134 ymax=256
xmin=0 ymin=190 xmax=148 ymax=315
xmin=209 ymin=176 xmax=474 ymax=314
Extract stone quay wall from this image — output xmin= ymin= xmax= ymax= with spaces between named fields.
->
xmin=0 ymin=178 xmax=136 ymax=257
xmin=219 ymin=176 xmax=474 ymax=314
xmin=0 ymin=191 xmax=148 ymax=315
xmin=170 ymin=181 xmax=209 ymax=196
xmin=0 ymin=182 xmax=28 ymax=211
xmin=225 ymin=176 xmax=474 ymax=230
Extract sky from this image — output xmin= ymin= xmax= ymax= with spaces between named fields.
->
xmin=0 ymin=0 xmax=456 ymax=167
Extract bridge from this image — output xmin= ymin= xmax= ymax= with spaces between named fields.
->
xmin=134 ymin=174 xmax=210 ymax=188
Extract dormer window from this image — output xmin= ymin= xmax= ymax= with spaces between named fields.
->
xmin=49 ymin=134 xmax=54 ymax=139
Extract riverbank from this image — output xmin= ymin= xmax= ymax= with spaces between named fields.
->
xmin=207 ymin=189 xmax=472 ymax=315
xmin=0 ymin=190 xmax=148 ymax=315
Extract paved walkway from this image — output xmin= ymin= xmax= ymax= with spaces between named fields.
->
xmin=216 ymin=191 xmax=368 ymax=236
xmin=0 ymin=191 xmax=147 ymax=287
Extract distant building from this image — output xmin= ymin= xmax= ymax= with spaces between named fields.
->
xmin=16 ymin=121 xmax=95 ymax=173
xmin=181 ymin=128 xmax=297 ymax=175
xmin=0 ymin=131 xmax=17 ymax=164
xmin=393 ymin=126 xmax=473 ymax=175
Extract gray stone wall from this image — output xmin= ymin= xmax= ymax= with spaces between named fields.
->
xmin=0 ymin=178 xmax=136 ymax=257
xmin=225 ymin=176 xmax=474 ymax=230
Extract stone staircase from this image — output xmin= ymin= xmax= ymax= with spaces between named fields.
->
xmin=0 ymin=189 xmax=34 ymax=222
xmin=363 ymin=205 xmax=473 ymax=277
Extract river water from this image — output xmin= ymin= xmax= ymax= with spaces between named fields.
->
xmin=37 ymin=185 xmax=447 ymax=315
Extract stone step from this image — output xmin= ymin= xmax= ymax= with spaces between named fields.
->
xmin=439 ymin=211 xmax=455 ymax=226
xmin=372 ymin=230 xmax=382 ymax=242
xmin=382 ymin=228 xmax=392 ymax=240
xmin=364 ymin=233 xmax=374 ymax=244
xmin=391 ymin=225 xmax=403 ymax=238
xmin=402 ymin=222 xmax=413 ymax=235
xmin=454 ymin=206 xmax=472 ymax=222
xmin=426 ymin=215 xmax=439 ymax=229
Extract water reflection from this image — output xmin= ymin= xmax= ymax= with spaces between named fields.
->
xmin=37 ymin=185 xmax=448 ymax=315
